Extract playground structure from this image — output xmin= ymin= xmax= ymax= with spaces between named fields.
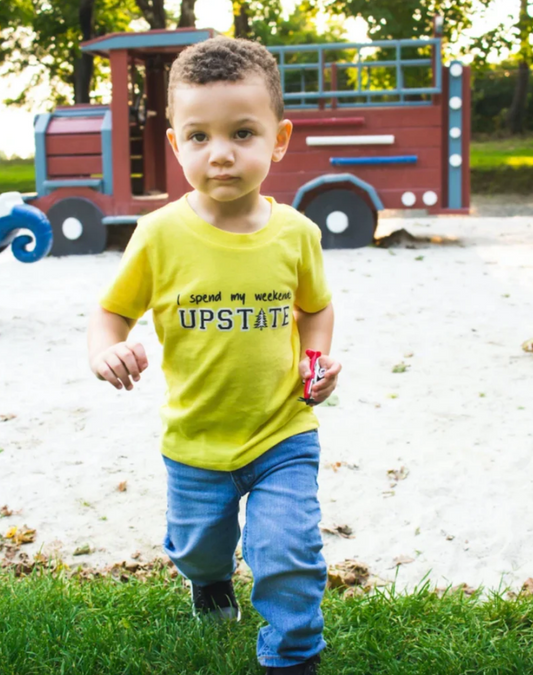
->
xmin=0 ymin=192 xmax=53 ymax=263
xmin=16 ymin=21 xmax=469 ymax=255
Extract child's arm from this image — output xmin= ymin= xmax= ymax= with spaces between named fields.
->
xmin=87 ymin=306 xmax=148 ymax=391
xmin=294 ymin=302 xmax=341 ymax=404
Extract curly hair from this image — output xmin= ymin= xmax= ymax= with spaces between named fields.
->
xmin=167 ymin=36 xmax=284 ymax=123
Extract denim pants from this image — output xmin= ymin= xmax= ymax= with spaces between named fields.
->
xmin=162 ymin=429 xmax=328 ymax=668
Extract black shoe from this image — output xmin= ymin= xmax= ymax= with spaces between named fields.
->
xmin=190 ymin=579 xmax=241 ymax=622
xmin=265 ymin=653 xmax=321 ymax=674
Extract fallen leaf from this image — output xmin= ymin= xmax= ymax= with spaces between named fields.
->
xmin=387 ymin=466 xmax=409 ymax=482
xmin=521 ymin=339 xmax=533 ymax=352
xmin=520 ymin=578 xmax=533 ymax=597
xmin=0 ymin=414 xmax=16 ymax=423
xmin=324 ymin=461 xmax=359 ymax=472
xmin=73 ymin=544 xmax=91 ymax=556
xmin=327 ymin=559 xmax=369 ymax=588
xmin=320 ymin=523 xmax=354 ymax=538
xmin=131 ymin=550 xmax=141 ymax=560
xmin=5 ymin=526 xmax=36 ymax=545
xmin=393 ymin=555 xmax=415 ymax=567
xmin=1 ymin=506 xmax=13 ymax=517
xmin=118 ymin=481 xmax=128 ymax=492
xmin=392 ymin=362 xmax=409 ymax=373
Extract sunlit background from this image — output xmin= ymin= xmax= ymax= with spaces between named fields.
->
xmin=0 ymin=0 xmax=519 ymax=159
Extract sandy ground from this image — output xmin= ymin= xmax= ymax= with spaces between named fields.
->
xmin=2 ymin=206 xmax=533 ymax=600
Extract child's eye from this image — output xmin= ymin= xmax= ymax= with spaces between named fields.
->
xmin=190 ymin=133 xmax=207 ymax=143
xmin=235 ymin=129 xmax=253 ymax=140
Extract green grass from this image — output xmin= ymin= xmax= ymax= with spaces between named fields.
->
xmin=470 ymin=136 xmax=533 ymax=169
xmin=1 ymin=564 xmax=533 ymax=674
xmin=0 ymin=158 xmax=35 ymax=193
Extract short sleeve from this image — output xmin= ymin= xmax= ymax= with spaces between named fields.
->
xmin=294 ymin=222 xmax=332 ymax=313
xmin=99 ymin=224 xmax=153 ymax=320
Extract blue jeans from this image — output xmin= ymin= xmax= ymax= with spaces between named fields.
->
xmin=162 ymin=429 xmax=327 ymax=668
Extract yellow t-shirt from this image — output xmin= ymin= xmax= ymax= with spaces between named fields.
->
xmin=99 ymin=194 xmax=332 ymax=471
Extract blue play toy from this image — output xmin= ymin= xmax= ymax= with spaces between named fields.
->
xmin=0 ymin=192 xmax=53 ymax=263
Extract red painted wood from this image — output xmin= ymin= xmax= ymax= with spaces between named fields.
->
xmin=47 ymin=117 xmax=104 ymax=134
xmin=46 ymin=134 xmax=101 ymax=156
xmin=48 ymin=155 xmax=102 ymax=177
xmin=369 ymin=188 xmax=441 ymax=209
xmin=286 ymin=105 xmax=441 ymax=128
xmin=144 ymin=62 xmax=167 ymax=193
xmin=278 ymin=147 xmax=441 ymax=173
xmin=31 ymin=188 xmax=113 ymax=216
xmin=288 ymin=123 xmax=443 ymax=154
xmin=290 ymin=116 xmax=365 ymax=127
xmin=110 ymin=49 xmax=131 ymax=209
xmin=263 ymin=167 xmax=441 ymax=194
xmin=461 ymin=66 xmax=471 ymax=209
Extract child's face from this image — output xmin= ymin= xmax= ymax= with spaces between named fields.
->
xmin=166 ymin=74 xmax=292 ymax=202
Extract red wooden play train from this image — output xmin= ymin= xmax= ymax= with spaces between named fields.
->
xmin=20 ymin=22 xmax=469 ymax=255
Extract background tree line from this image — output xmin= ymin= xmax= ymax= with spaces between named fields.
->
xmin=0 ymin=0 xmax=531 ymax=135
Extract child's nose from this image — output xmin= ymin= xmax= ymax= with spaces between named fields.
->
xmin=209 ymin=141 xmax=234 ymax=165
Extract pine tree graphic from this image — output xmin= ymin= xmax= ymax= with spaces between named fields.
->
xmin=254 ymin=308 xmax=268 ymax=330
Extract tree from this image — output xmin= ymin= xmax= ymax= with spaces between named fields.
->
xmin=1 ymin=0 xmax=141 ymax=107
xmin=135 ymin=0 xmax=166 ymax=29
xmin=317 ymin=0 xmax=493 ymax=46
xmin=178 ymin=0 xmax=197 ymax=28
xmin=506 ymin=0 xmax=532 ymax=133
xmin=233 ymin=0 xmax=346 ymax=46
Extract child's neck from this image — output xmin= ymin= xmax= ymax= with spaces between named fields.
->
xmin=188 ymin=189 xmax=271 ymax=234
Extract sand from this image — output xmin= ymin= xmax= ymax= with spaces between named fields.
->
xmin=1 ymin=210 xmax=533 ymax=600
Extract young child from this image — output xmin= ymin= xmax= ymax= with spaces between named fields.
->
xmin=87 ymin=36 xmax=341 ymax=675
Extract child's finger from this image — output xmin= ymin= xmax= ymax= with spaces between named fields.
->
xmin=106 ymin=354 xmax=134 ymax=390
xmin=128 ymin=341 xmax=149 ymax=372
xmin=97 ymin=362 xmax=124 ymax=390
xmin=117 ymin=345 xmax=142 ymax=382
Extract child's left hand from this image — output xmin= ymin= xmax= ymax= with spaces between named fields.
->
xmin=299 ymin=353 xmax=342 ymax=405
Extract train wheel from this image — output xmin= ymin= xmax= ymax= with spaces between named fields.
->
xmin=304 ymin=188 xmax=377 ymax=249
xmin=48 ymin=197 xmax=106 ymax=256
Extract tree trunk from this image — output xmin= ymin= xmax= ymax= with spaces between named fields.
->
xmin=506 ymin=61 xmax=530 ymax=134
xmin=178 ymin=0 xmax=196 ymax=27
xmin=135 ymin=0 xmax=166 ymax=29
xmin=73 ymin=0 xmax=95 ymax=104
xmin=233 ymin=2 xmax=250 ymax=39
xmin=506 ymin=0 xmax=531 ymax=134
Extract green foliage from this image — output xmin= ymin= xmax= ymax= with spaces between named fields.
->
xmin=472 ymin=62 xmax=533 ymax=134
xmin=316 ymin=0 xmax=492 ymax=49
xmin=246 ymin=1 xmax=346 ymax=46
xmin=0 ymin=0 xmax=141 ymax=108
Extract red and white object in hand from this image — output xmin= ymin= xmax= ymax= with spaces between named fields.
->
xmin=299 ymin=349 xmax=326 ymax=406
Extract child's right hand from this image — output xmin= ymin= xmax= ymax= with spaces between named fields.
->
xmin=92 ymin=341 xmax=148 ymax=391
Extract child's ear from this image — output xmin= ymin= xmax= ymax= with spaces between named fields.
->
xmin=166 ymin=128 xmax=182 ymax=165
xmin=272 ymin=119 xmax=293 ymax=163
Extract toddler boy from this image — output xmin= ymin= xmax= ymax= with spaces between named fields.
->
xmin=88 ymin=36 xmax=341 ymax=674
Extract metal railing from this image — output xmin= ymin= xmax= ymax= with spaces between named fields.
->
xmin=268 ymin=38 xmax=442 ymax=109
